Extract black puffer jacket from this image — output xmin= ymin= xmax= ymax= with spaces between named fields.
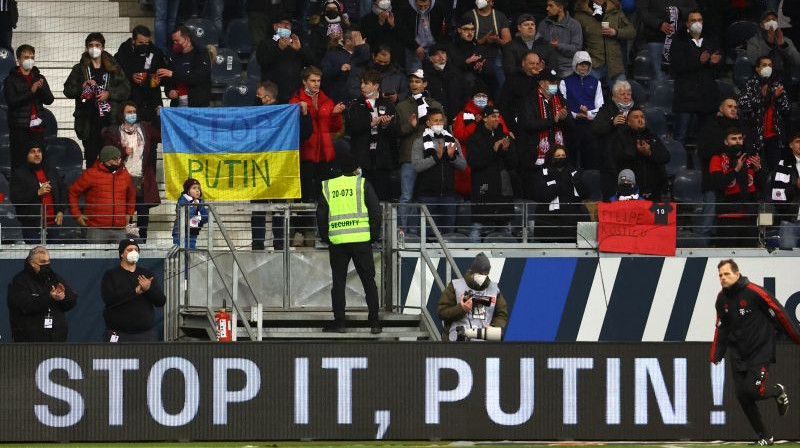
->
xmin=7 ymin=260 xmax=77 ymax=342
xmin=3 ymin=66 xmax=55 ymax=129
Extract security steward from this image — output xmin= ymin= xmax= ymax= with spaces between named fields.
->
xmin=317 ymin=151 xmax=382 ymax=334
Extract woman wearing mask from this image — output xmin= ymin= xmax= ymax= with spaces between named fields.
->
xmin=592 ymin=79 xmax=635 ymax=199
xmin=172 ymin=178 xmax=209 ymax=249
xmin=103 ymin=101 xmax=161 ymax=242
xmin=532 ymin=146 xmax=589 ymax=243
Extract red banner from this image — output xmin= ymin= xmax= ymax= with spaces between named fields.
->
xmin=598 ymin=200 xmax=676 ymax=256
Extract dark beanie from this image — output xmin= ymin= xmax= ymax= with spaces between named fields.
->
xmin=337 ymin=151 xmax=359 ymax=173
xmin=99 ymin=145 xmax=121 ymax=163
xmin=26 ymin=139 xmax=45 ymax=152
xmin=118 ymin=238 xmax=139 ymax=255
xmin=470 ymin=252 xmax=491 ymax=273
xmin=472 ymin=79 xmax=490 ymax=97
xmin=183 ymin=178 xmax=201 ymax=194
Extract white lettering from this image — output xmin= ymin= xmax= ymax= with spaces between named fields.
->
xmin=321 ymin=357 xmax=368 ymax=424
xmin=93 ymin=358 xmax=140 ymax=426
xmin=34 ymin=358 xmax=85 ymax=427
xmin=213 ymin=358 xmax=261 ymax=425
xmin=425 ymin=358 xmax=473 ymax=424
xmin=485 ymin=358 xmax=535 ymax=425
xmin=547 ymin=357 xmax=594 ymax=424
xmin=634 ymin=358 xmax=687 ymax=424
xmin=606 ymin=358 xmax=620 ymax=424
xmin=147 ymin=357 xmax=200 ymax=426
xmin=295 ymin=357 xmax=309 ymax=424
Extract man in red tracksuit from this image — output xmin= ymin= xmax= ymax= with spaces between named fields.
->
xmin=711 ymin=259 xmax=800 ymax=446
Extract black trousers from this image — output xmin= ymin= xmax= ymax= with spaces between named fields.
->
xmin=732 ymin=363 xmax=780 ymax=438
xmin=328 ymin=241 xmax=379 ymax=322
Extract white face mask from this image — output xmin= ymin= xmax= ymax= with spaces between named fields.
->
xmin=378 ymin=0 xmax=391 ymax=10
xmin=88 ymin=47 xmax=102 ymax=59
xmin=689 ymin=22 xmax=703 ymax=35
xmin=473 ymin=273 xmax=488 ymax=285
xmin=763 ymin=20 xmax=779 ymax=31
xmin=759 ymin=66 xmax=772 ymax=78
xmin=433 ymin=62 xmax=446 ymax=70
xmin=475 ymin=0 xmax=488 ymax=9
xmin=430 ymin=124 xmax=444 ymax=134
xmin=126 ymin=250 xmax=140 ymax=264
xmin=21 ymin=58 xmax=34 ymax=71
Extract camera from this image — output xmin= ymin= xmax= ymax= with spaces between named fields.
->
xmin=464 ymin=290 xmax=492 ymax=307
xmin=455 ymin=325 xmax=503 ymax=341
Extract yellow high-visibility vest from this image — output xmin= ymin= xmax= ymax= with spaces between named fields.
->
xmin=322 ymin=175 xmax=371 ymax=244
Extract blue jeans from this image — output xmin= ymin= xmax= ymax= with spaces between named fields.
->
xmin=696 ymin=190 xmax=716 ymax=239
xmin=398 ymin=162 xmax=417 ymax=232
xmin=647 ymin=42 xmax=666 ymax=83
xmin=672 ymin=112 xmax=693 ymax=145
xmin=418 ymin=196 xmax=458 ymax=235
xmin=154 ymin=0 xmax=180 ymax=52
xmin=589 ymin=65 xmax=626 ymax=91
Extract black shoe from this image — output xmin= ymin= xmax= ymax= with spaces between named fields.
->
xmin=322 ymin=322 xmax=346 ymax=333
xmin=776 ymin=383 xmax=789 ymax=416
xmin=251 ymin=241 xmax=264 ymax=251
xmin=370 ymin=322 xmax=382 ymax=334
xmin=751 ymin=437 xmax=774 ymax=446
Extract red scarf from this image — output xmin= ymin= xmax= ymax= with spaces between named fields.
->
xmin=21 ymin=69 xmax=41 ymax=127
xmin=536 ymin=90 xmax=565 ymax=163
xmin=34 ymin=169 xmax=55 ymax=225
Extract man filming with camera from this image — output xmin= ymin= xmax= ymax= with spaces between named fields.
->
xmin=7 ymin=246 xmax=77 ymax=342
xmin=438 ymin=252 xmax=508 ymax=341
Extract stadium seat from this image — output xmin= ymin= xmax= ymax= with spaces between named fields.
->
xmin=441 ymin=232 xmax=469 ymax=243
xmin=0 ymin=134 xmax=10 ymax=177
xmin=247 ymin=53 xmax=262 ymax=81
xmin=580 ymin=169 xmax=603 ymax=202
xmin=484 ymin=230 xmax=518 ymax=243
xmin=0 ymin=172 xmax=24 ymax=243
xmin=632 ymin=50 xmax=652 ymax=83
xmin=733 ymin=55 xmax=755 ymax=88
xmin=725 ymin=21 xmax=759 ymax=57
xmin=628 ymin=79 xmax=648 ymax=106
xmin=664 ymin=139 xmax=687 ymax=177
xmin=222 ymin=78 xmax=258 ymax=107
xmin=644 ymin=107 xmax=668 ymax=139
xmin=40 ymin=108 xmax=58 ymax=138
xmin=672 ymin=168 xmax=702 ymax=203
xmin=60 ymin=166 xmax=84 ymax=189
xmin=0 ymin=47 xmax=16 ymax=85
xmin=224 ymin=18 xmax=253 ymax=59
xmin=650 ymin=80 xmax=674 ymax=115
xmin=184 ymin=18 xmax=220 ymax=49
xmin=45 ymin=137 xmax=84 ymax=170
xmin=716 ymin=80 xmax=736 ymax=101
xmin=211 ymin=48 xmax=243 ymax=86
xmin=0 ymin=107 xmax=7 ymax=136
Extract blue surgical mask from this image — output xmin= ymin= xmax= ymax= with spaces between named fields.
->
xmin=124 ymin=113 xmax=137 ymax=124
xmin=547 ymin=84 xmax=558 ymax=95
xmin=276 ymin=28 xmax=291 ymax=39
xmin=473 ymin=96 xmax=488 ymax=108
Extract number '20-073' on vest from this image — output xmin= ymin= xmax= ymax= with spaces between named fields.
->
xmin=322 ymin=176 xmax=371 ymax=244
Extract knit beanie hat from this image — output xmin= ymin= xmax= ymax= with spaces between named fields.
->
xmin=118 ymin=238 xmax=139 ymax=255
xmin=470 ymin=252 xmax=491 ymax=273
xmin=99 ymin=145 xmax=121 ymax=163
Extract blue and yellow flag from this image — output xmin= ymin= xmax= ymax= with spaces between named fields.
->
xmin=161 ymin=105 xmax=301 ymax=200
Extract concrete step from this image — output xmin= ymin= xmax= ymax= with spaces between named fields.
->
xmin=19 ymin=1 xmax=120 ymax=18
xmin=18 ymin=17 xmax=133 ymax=33
xmin=14 ymin=32 xmax=131 ymax=54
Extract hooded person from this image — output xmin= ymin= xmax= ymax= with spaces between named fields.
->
xmin=437 ymin=252 xmax=509 ymax=341
xmin=101 ymin=238 xmax=167 ymax=342
xmin=172 ymin=178 xmax=209 ymax=249
xmin=397 ymin=0 xmax=446 ymax=72
xmin=610 ymin=168 xmax=640 ymax=201
xmin=558 ymin=51 xmax=603 ymax=168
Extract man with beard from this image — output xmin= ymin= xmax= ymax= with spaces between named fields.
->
xmin=10 ymin=141 xmax=67 ymax=244
xmin=608 ymin=107 xmax=670 ymax=200
xmin=711 ymin=259 xmax=798 ymax=446
xmin=422 ymin=43 xmax=465 ymax=122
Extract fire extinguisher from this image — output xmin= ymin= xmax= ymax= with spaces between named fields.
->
xmin=215 ymin=300 xmax=232 ymax=342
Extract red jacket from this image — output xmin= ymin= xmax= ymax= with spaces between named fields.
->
xmin=289 ymin=89 xmax=343 ymax=163
xmin=452 ymin=100 xmax=510 ymax=198
xmin=102 ymin=122 xmax=162 ymax=206
xmin=68 ymin=161 xmax=136 ymax=228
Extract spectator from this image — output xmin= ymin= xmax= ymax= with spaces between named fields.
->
xmin=738 ymin=56 xmax=792 ymax=173
xmin=0 ymin=0 xmax=16 ymax=51
xmin=708 ymin=128 xmax=766 ymax=247
xmin=592 ymin=79 xmax=635 ymax=198
xmin=153 ymin=0 xmax=180 ymax=52
xmin=63 ymin=33 xmax=131 ymax=165
xmin=157 ymin=26 xmax=212 ymax=108
xmin=289 ymin=66 xmax=345 ymax=205
xmin=10 ymin=142 xmax=66 ymax=244
xmin=411 ymin=108 xmax=466 ymax=234
xmin=256 ymin=16 xmax=315 ymax=103
xmin=102 ymin=101 xmax=161 ymax=243
xmin=4 ymin=44 xmax=54 ymax=169
xmin=572 ymin=0 xmax=635 ymax=88
xmin=498 ymin=50 xmax=544 ymax=137
xmin=344 ymin=69 xmax=398 ymax=200
xmin=609 ymin=168 xmax=641 ymax=200
xmin=114 ymin=25 xmax=168 ymax=124
xmin=398 ymin=0 xmax=447 ymax=72
xmin=360 ymin=0 xmax=404 ymax=69
xmin=437 ymin=252 xmax=508 ymax=342
xmin=101 ymin=239 xmax=167 ymax=342
xmin=348 ymin=45 xmax=409 ymax=102
xmin=559 ymin=51 xmax=604 ymax=169
xmin=172 ymin=178 xmax=208 ymax=249
xmin=518 ymin=67 xmax=572 ymax=199
xmin=502 ymin=14 xmax=555 ymax=77
xmin=533 ymin=146 xmax=589 ymax=242
xmin=638 ymin=0 xmax=698 ymax=82
xmin=465 ymin=106 xmax=517 ymax=242
xmin=536 ymin=0 xmax=583 ymax=78
xmin=609 ymin=107 xmax=670 ymax=200
xmin=7 ymin=246 xmax=77 ymax=342
xmin=68 ymin=145 xmax=136 ymax=243
xmin=448 ymin=16 xmax=489 ymax=91
xmin=422 ymin=44 xmax=466 ymax=122
xmin=696 ymin=98 xmax=740 ymax=243
xmin=453 ymin=81 xmax=510 ymax=200
xmin=395 ymin=69 xmax=444 ymax=233
xmin=746 ymin=10 xmax=800 ymax=86
xmin=670 ymin=10 xmax=723 ymax=145
xmin=321 ymin=29 xmax=371 ymax=104
xmin=308 ymin=0 xmax=352 ymax=62
xmin=462 ymin=0 xmax=512 ymax=94
xmin=771 ymin=131 xmax=800 ymax=248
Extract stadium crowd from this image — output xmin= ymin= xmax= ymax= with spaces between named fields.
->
xmin=3 ymin=0 xmax=800 ymax=247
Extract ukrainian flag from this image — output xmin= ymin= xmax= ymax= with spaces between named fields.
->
xmin=161 ymin=105 xmax=301 ymax=200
